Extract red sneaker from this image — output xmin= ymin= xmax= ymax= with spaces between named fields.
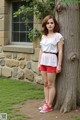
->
xmin=38 ymin=103 xmax=47 ymax=111
xmin=40 ymin=104 xmax=53 ymax=113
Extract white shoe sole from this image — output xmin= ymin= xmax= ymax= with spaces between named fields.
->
xmin=40 ymin=109 xmax=53 ymax=113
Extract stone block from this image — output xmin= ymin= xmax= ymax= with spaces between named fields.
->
xmin=31 ymin=48 xmax=40 ymax=62
xmin=0 ymin=7 xmax=4 ymax=14
xmin=0 ymin=31 xmax=8 ymax=38
xmin=0 ymin=53 xmax=5 ymax=59
xmin=34 ymin=75 xmax=43 ymax=85
xmin=31 ymin=61 xmax=40 ymax=75
xmin=0 ymin=59 xmax=5 ymax=66
xmin=19 ymin=61 xmax=26 ymax=69
xmin=0 ymin=19 xmax=4 ymax=31
xmin=0 ymin=15 xmax=4 ymax=19
xmin=26 ymin=61 xmax=31 ymax=69
xmin=18 ymin=70 xmax=24 ymax=79
xmin=26 ymin=54 xmax=30 ymax=61
xmin=34 ymin=23 xmax=41 ymax=30
xmin=6 ymin=59 xmax=19 ymax=67
xmin=12 ymin=67 xmax=18 ymax=77
xmin=33 ymin=39 xmax=40 ymax=48
xmin=24 ymin=69 xmax=34 ymax=81
xmin=34 ymin=15 xmax=41 ymax=24
xmin=13 ymin=53 xmax=17 ymax=59
xmin=0 ymin=38 xmax=4 ymax=46
xmin=5 ymin=52 xmax=12 ymax=59
xmin=0 ymin=38 xmax=8 ymax=45
xmin=2 ymin=67 xmax=12 ymax=77
xmin=0 ymin=39 xmax=3 ymax=46
xmin=17 ymin=53 xmax=25 ymax=60
xmin=4 ymin=20 xmax=9 ymax=31
xmin=0 ymin=47 xmax=2 ymax=53
xmin=0 ymin=0 xmax=5 ymax=7
xmin=3 ymin=45 xmax=34 ymax=53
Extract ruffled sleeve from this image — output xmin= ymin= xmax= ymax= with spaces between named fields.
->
xmin=56 ymin=33 xmax=64 ymax=43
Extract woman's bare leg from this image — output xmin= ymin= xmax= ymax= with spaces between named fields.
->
xmin=41 ymin=71 xmax=49 ymax=103
xmin=47 ymin=73 xmax=56 ymax=107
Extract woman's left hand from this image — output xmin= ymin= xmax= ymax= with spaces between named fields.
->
xmin=56 ymin=65 xmax=61 ymax=73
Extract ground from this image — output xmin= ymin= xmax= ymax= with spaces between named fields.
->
xmin=14 ymin=99 xmax=80 ymax=120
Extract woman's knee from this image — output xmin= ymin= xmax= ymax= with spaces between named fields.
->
xmin=44 ymin=81 xmax=48 ymax=87
xmin=48 ymin=82 xmax=55 ymax=88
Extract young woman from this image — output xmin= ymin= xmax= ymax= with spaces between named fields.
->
xmin=38 ymin=15 xmax=64 ymax=113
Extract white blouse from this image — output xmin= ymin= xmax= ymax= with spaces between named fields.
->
xmin=40 ymin=33 xmax=64 ymax=67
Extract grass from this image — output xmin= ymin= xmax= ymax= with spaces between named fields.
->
xmin=0 ymin=77 xmax=44 ymax=120
xmin=1 ymin=77 xmax=80 ymax=120
xmin=71 ymin=115 xmax=80 ymax=120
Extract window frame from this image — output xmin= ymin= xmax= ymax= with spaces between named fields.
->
xmin=9 ymin=1 xmax=33 ymax=46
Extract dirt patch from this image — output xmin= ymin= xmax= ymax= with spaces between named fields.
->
xmin=14 ymin=99 xmax=80 ymax=120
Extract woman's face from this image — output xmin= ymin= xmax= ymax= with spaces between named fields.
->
xmin=46 ymin=18 xmax=55 ymax=32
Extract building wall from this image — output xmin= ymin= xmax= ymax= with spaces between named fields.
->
xmin=0 ymin=0 xmax=43 ymax=85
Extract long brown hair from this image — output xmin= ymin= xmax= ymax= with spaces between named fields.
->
xmin=42 ymin=15 xmax=60 ymax=35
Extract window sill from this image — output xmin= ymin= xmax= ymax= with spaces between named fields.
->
xmin=3 ymin=45 xmax=34 ymax=53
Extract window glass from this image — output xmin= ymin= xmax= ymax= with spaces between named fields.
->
xmin=12 ymin=1 xmax=33 ymax=43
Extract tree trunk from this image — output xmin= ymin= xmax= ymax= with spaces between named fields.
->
xmin=54 ymin=2 xmax=80 ymax=113
xmin=77 ymin=4 xmax=80 ymax=106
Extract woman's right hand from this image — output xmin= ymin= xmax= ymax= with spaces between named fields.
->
xmin=56 ymin=65 xmax=61 ymax=73
xmin=38 ymin=48 xmax=42 ymax=70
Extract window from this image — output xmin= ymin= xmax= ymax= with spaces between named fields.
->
xmin=11 ymin=1 xmax=33 ymax=44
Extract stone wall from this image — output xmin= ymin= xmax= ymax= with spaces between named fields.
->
xmin=0 ymin=0 xmax=9 ymax=46
xmin=0 ymin=48 xmax=43 ymax=84
xmin=0 ymin=0 xmax=43 ymax=84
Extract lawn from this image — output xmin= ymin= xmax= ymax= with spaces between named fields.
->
xmin=0 ymin=77 xmax=80 ymax=120
xmin=0 ymin=77 xmax=44 ymax=120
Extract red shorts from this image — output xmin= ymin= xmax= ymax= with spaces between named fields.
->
xmin=39 ymin=65 xmax=56 ymax=73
